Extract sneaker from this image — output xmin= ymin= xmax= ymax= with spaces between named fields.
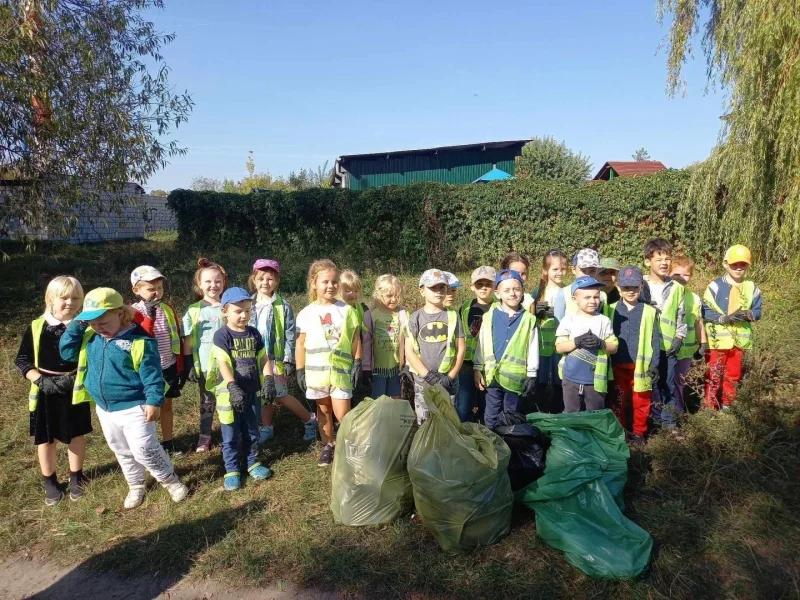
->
xmin=43 ymin=475 xmax=64 ymax=506
xmin=317 ymin=444 xmax=334 ymax=467
xmin=721 ymin=405 xmax=731 ymax=412
xmin=161 ymin=476 xmax=189 ymax=502
xmin=69 ymin=471 xmax=89 ymax=501
xmin=224 ymin=473 xmax=241 ymax=491
xmin=124 ymin=484 xmax=147 ymax=509
xmin=195 ymin=434 xmax=212 ymax=453
xmin=303 ymin=415 xmax=318 ymax=442
xmin=161 ymin=440 xmax=184 ymax=457
xmin=248 ymin=463 xmax=273 ymax=481
xmin=628 ymin=434 xmax=646 ymax=448
xmin=259 ymin=425 xmax=275 ymax=445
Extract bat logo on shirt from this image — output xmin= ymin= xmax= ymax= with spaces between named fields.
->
xmin=421 ymin=321 xmax=448 ymax=343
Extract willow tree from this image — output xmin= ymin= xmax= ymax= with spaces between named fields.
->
xmin=659 ymin=0 xmax=800 ymax=261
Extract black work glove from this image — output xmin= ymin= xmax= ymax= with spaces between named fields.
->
xmin=260 ymin=375 xmax=277 ymax=404
xmin=36 ymin=374 xmax=75 ymax=395
xmin=351 ymin=358 xmax=362 ymax=389
xmin=578 ymin=332 xmax=604 ymax=350
xmin=424 ymin=370 xmax=451 ymax=389
xmin=227 ymin=381 xmax=246 ymax=413
xmin=741 ymin=310 xmax=755 ymax=322
xmin=521 ymin=376 xmax=537 ymax=398
xmin=666 ymin=337 xmax=683 ymax=357
xmin=694 ymin=343 xmax=707 ymax=360
xmin=399 ymin=366 xmax=415 ymax=402
xmin=647 ymin=365 xmax=659 ymax=387
xmin=362 ymin=370 xmax=373 ymax=387
xmin=296 ymin=368 xmax=306 ymax=393
xmin=283 ymin=362 xmax=296 ymax=381
xmin=573 ymin=332 xmax=592 ymax=350
xmin=720 ymin=310 xmax=748 ymax=324
xmin=534 ymin=301 xmax=550 ymax=319
xmin=143 ymin=299 xmax=161 ymax=319
xmin=180 ymin=355 xmax=195 ymax=386
xmin=165 ymin=367 xmax=181 ymax=391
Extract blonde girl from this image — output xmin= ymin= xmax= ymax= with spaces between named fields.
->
xmin=248 ymin=259 xmax=318 ymax=444
xmin=295 ymin=260 xmax=361 ymax=467
xmin=181 ymin=258 xmax=227 ymax=453
xmin=340 ymin=269 xmax=369 ymax=405
xmin=17 ymin=276 xmax=90 ymax=505
xmin=363 ymin=275 xmax=407 ymax=398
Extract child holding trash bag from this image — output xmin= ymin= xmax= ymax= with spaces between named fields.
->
xmin=404 ymin=269 xmax=466 ymax=424
xmin=473 ymin=269 xmax=539 ymax=429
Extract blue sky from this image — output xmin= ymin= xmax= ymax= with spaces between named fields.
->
xmin=144 ymin=0 xmax=723 ymax=192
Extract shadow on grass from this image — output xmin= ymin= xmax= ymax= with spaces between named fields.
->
xmin=28 ymin=500 xmax=266 ymax=600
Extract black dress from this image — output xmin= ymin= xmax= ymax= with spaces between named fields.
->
xmin=16 ymin=321 xmax=93 ymax=445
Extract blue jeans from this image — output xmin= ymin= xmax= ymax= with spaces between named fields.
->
xmin=371 ymin=374 xmax=401 ymax=398
xmin=651 ymin=351 xmax=678 ymax=427
xmin=484 ymin=383 xmax=522 ymax=430
xmin=220 ymin=393 xmax=260 ymax=474
xmin=456 ymin=363 xmax=485 ymax=422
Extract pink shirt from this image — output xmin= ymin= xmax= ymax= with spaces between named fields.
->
xmin=132 ymin=302 xmax=177 ymax=369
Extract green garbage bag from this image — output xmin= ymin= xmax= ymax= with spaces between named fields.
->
xmin=516 ymin=410 xmax=653 ymax=579
xmin=331 ymin=395 xmax=416 ymax=526
xmin=408 ymin=385 xmax=513 ymax=552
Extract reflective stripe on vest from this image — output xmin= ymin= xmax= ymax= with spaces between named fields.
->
xmin=704 ymin=281 xmax=755 ymax=350
xmin=272 ymin=295 xmax=286 ymax=374
xmin=186 ymin=303 xmax=203 ymax=374
xmin=72 ymin=331 xmax=145 ymax=405
xmin=162 ymin=304 xmax=182 ymax=356
xmin=610 ymin=302 xmax=657 ymax=392
xmin=304 ymin=305 xmax=359 ymax=391
xmin=479 ymin=306 xmax=535 ymax=394
xmin=655 ymin=282 xmax=684 ymax=350
xmin=558 ymin=348 xmax=611 ymax=394
xmin=406 ymin=309 xmax=458 ymax=376
xmin=207 ymin=345 xmax=266 ymax=425
xmin=678 ymin=292 xmax=701 ymax=359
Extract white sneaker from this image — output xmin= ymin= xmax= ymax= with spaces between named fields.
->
xmin=124 ymin=484 xmax=147 ymax=509
xmin=162 ymin=477 xmax=189 ymax=503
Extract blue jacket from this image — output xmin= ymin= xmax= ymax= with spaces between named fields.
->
xmin=249 ymin=294 xmax=296 ymax=362
xmin=702 ymin=277 xmax=763 ymax=322
xmin=60 ymin=321 xmax=165 ymax=411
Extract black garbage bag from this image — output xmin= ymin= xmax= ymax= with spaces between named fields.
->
xmin=493 ymin=411 xmax=550 ymax=491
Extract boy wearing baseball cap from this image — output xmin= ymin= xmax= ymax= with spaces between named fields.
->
xmin=554 ymin=249 xmax=606 ymax=321
xmin=702 ymin=245 xmax=762 ymax=409
xmin=456 ymin=266 xmax=496 ymax=422
xmin=404 ymin=269 xmax=466 ymax=424
xmin=209 ymin=287 xmax=275 ymax=490
xmin=597 ymin=257 xmax=622 ymax=305
xmin=130 ymin=265 xmax=184 ymax=455
xmin=609 ymin=266 xmax=661 ymax=443
xmin=59 ymin=288 xmax=189 ymax=509
xmin=555 ymin=276 xmax=618 ymax=413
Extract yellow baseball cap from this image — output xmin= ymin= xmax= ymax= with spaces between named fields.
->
xmin=724 ymin=244 xmax=752 ymax=265
xmin=77 ymin=287 xmax=124 ymax=321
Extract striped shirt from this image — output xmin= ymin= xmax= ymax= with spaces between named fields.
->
xmin=132 ymin=302 xmax=177 ymax=369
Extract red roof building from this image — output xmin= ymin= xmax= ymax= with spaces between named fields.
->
xmin=593 ymin=161 xmax=666 ymax=180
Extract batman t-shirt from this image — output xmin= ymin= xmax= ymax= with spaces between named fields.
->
xmin=408 ymin=309 xmax=464 ymax=373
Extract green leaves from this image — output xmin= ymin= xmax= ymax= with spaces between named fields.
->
xmin=516 ymin=137 xmax=593 ymax=184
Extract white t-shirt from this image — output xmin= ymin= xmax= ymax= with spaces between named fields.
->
xmin=555 ymin=313 xmax=613 ymax=342
xmin=647 ymin=280 xmax=667 ymax=310
xmin=296 ymin=300 xmax=353 ymax=400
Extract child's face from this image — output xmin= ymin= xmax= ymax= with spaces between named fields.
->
xmin=51 ymin=292 xmax=82 ymax=321
xmin=470 ymin=279 xmax=494 ymax=303
xmin=316 ymin=269 xmax=340 ymax=302
xmin=574 ymin=288 xmax=600 ymax=315
xmin=645 ymin=252 xmax=672 ymax=278
xmin=380 ymin=286 xmax=400 ymax=310
xmin=723 ymin=260 xmax=749 ymax=282
xmin=573 ymin=265 xmax=598 ymax=278
xmin=497 ymin=279 xmax=522 ymax=309
xmin=546 ymin=260 xmax=567 ymax=285
xmin=200 ymin=269 xmax=224 ymax=301
xmin=89 ymin=309 xmax=125 ymax=339
xmin=618 ymin=285 xmax=642 ymax=305
xmin=508 ymin=261 xmax=528 ymax=283
xmin=224 ymin=300 xmax=251 ymax=331
xmin=341 ymin=284 xmax=360 ymax=305
xmin=669 ymin=265 xmax=692 ymax=286
xmin=254 ymin=269 xmax=279 ymax=297
xmin=443 ymin=287 xmax=457 ymax=308
xmin=134 ymin=279 xmax=163 ymax=302
xmin=421 ymin=284 xmax=446 ymax=308
xmin=595 ymin=269 xmax=617 ymax=287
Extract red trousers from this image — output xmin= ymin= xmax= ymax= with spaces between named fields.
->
xmin=611 ymin=363 xmax=651 ymax=436
xmin=705 ymin=348 xmax=744 ymax=409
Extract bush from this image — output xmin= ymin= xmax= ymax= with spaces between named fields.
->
xmin=169 ymin=170 xmax=709 ymax=269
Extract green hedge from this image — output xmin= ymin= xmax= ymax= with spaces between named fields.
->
xmin=168 ymin=170 xmax=708 ymax=271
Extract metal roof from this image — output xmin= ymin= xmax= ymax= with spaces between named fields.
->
xmin=336 ymin=139 xmax=530 ymax=163
xmin=593 ymin=161 xmax=667 ymax=180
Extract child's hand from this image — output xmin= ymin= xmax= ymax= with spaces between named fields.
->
xmin=474 ymin=371 xmax=486 ymax=391
xmin=144 ymin=405 xmax=161 ymax=422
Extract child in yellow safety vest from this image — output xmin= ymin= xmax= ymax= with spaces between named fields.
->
xmin=456 ymin=266 xmax=496 ymax=423
xmin=130 ymin=265 xmax=183 ymax=456
xmin=404 ymin=269 xmax=466 ymax=425
xmin=669 ymin=255 xmax=707 ymax=415
xmin=59 ymin=288 xmax=188 ymax=509
xmin=531 ymin=249 xmax=568 ymax=413
xmin=500 ymin=252 xmax=535 ymax=310
xmin=702 ymin=245 xmax=762 ymax=410
xmin=473 ymin=269 xmax=539 ymax=430
xmin=362 ymin=274 xmax=407 ymax=399
xmin=248 ymin=259 xmax=317 ymax=444
xmin=554 ymin=248 xmax=606 ymax=320
xmin=181 ymin=258 xmax=226 ymax=453
xmin=340 ymin=269 xmax=370 ymax=407
xmin=210 ymin=287 xmax=274 ymax=491
xmin=555 ymin=276 xmax=618 ymax=413
xmin=296 ymin=260 xmax=361 ymax=467
xmin=16 ymin=276 xmax=92 ymax=506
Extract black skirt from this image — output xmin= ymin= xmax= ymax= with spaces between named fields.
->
xmin=29 ymin=391 xmax=93 ymax=445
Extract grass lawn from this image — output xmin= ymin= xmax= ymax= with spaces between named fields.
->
xmin=0 ymin=237 xmax=798 ymax=599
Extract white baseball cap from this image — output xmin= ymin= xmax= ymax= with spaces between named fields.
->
xmin=130 ymin=265 xmax=166 ymax=286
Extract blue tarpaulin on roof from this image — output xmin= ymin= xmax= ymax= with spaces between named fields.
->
xmin=472 ymin=168 xmax=513 ymax=183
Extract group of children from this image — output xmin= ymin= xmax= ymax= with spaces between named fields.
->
xmin=18 ymin=240 xmax=762 ymax=506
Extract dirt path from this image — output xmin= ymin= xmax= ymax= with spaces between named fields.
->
xmin=0 ymin=554 xmax=336 ymax=600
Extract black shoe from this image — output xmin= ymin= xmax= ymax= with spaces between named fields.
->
xmin=161 ymin=440 xmax=184 ymax=457
xmin=317 ymin=444 xmax=334 ymax=467
xmin=69 ymin=470 xmax=88 ymax=501
xmin=43 ymin=473 xmax=64 ymax=506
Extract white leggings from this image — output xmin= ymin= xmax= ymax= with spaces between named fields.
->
xmin=96 ymin=404 xmax=177 ymax=486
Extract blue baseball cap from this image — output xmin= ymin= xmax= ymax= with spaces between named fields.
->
xmin=442 ymin=271 xmax=462 ymax=288
xmin=494 ymin=269 xmax=524 ymax=289
xmin=617 ymin=266 xmax=644 ymax=287
xmin=221 ymin=287 xmax=252 ymax=307
xmin=571 ymin=275 xmax=603 ymax=294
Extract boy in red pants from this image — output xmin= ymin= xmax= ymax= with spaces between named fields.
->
xmin=702 ymin=245 xmax=763 ymax=409
xmin=609 ymin=266 xmax=661 ymax=443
